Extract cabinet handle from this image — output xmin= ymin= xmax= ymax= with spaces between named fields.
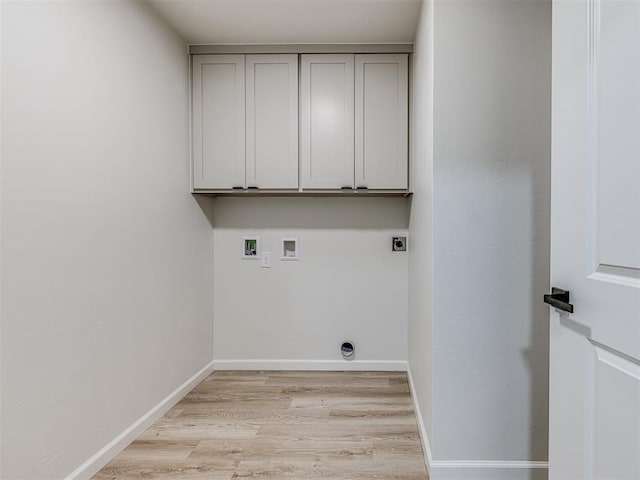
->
xmin=232 ymin=186 xmax=244 ymax=190
xmin=341 ymin=186 xmax=353 ymax=190
xmin=356 ymin=186 xmax=368 ymax=190
xmin=247 ymin=186 xmax=259 ymax=190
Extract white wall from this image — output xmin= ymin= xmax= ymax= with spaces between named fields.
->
xmin=408 ymin=0 xmax=551 ymax=477
xmin=0 ymin=2 xmax=214 ymax=479
xmin=408 ymin=0 xmax=435 ymax=441
xmin=212 ymin=197 xmax=409 ymax=368
xmin=0 ymin=2 xmax=4 ymax=477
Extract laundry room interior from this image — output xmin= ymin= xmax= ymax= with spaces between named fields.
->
xmin=1 ymin=0 xmax=553 ymax=479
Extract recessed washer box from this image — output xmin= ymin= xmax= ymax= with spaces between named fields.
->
xmin=281 ymin=237 xmax=299 ymax=261
xmin=242 ymin=236 xmax=260 ymax=259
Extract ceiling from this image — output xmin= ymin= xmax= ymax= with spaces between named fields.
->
xmin=147 ymin=0 xmax=422 ymax=45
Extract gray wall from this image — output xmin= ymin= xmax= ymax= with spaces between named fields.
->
xmin=408 ymin=0 xmax=435 ymax=442
xmin=211 ymin=197 xmax=409 ymax=366
xmin=409 ymin=0 xmax=551 ymax=471
xmin=0 ymin=2 xmax=214 ymax=478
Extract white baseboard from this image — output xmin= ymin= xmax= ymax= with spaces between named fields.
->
xmin=64 ymin=360 xmax=215 ymax=480
xmin=406 ymin=366 xmax=548 ymax=480
xmin=429 ymin=461 xmax=549 ymax=480
xmin=213 ymin=359 xmax=408 ymax=371
xmin=406 ymin=365 xmax=435 ymax=470
xmin=429 ymin=461 xmax=548 ymax=480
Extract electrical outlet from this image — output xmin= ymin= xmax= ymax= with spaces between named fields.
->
xmin=260 ymin=251 xmax=272 ymax=268
xmin=392 ymin=236 xmax=407 ymax=252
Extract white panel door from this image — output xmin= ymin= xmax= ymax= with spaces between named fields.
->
xmin=192 ymin=55 xmax=245 ymax=190
xmin=355 ymin=54 xmax=408 ymax=190
xmin=301 ymin=54 xmax=355 ymax=189
xmin=549 ymin=1 xmax=640 ymax=479
xmin=246 ymin=54 xmax=298 ymax=189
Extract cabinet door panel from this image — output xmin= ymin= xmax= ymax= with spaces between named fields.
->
xmin=355 ymin=54 xmax=408 ymax=189
xmin=301 ymin=54 xmax=355 ymax=189
xmin=192 ymin=55 xmax=245 ymax=189
xmin=246 ymin=54 xmax=298 ymax=189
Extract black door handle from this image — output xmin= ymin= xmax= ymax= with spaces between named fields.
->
xmin=544 ymin=287 xmax=574 ymax=313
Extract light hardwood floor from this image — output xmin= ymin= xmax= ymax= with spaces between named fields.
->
xmin=93 ymin=371 xmax=428 ymax=480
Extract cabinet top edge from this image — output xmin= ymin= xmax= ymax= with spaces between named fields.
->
xmin=189 ymin=44 xmax=414 ymax=55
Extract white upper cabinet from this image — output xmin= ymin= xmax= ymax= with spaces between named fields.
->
xmin=192 ymin=51 xmax=409 ymax=192
xmin=192 ymin=55 xmax=245 ymax=189
xmin=300 ymin=54 xmax=355 ymax=189
xmin=355 ymin=54 xmax=408 ymax=190
xmin=246 ymin=54 xmax=298 ymax=189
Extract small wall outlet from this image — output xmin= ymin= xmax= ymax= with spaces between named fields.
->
xmin=260 ymin=251 xmax=272 ymax=268
xmin=242 ymin=236 xmax=259 ymax=259
xmin=392 ymin=236 xmax=407 ymax=252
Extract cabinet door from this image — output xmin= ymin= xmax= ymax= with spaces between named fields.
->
xmin=300 ymin=54 xmax=355 ymax=189
xmin=246 ymin=54 xmax=298 ymax=189
xmin=192 ymin=55 xmax=245 ymax=190
xmin=355 ymin=54 xmax=408 ymax=190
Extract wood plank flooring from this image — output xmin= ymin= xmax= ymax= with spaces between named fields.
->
xmin=93 ymin=371 xmax=428 ymax=480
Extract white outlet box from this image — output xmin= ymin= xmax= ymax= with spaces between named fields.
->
xmin=260 ymin=251 xmax=272 ymax=268
xmin=281 ymin=237 xmax=299 ymax=261
xmin=242 ymin=236 xmax=259 ymax=259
